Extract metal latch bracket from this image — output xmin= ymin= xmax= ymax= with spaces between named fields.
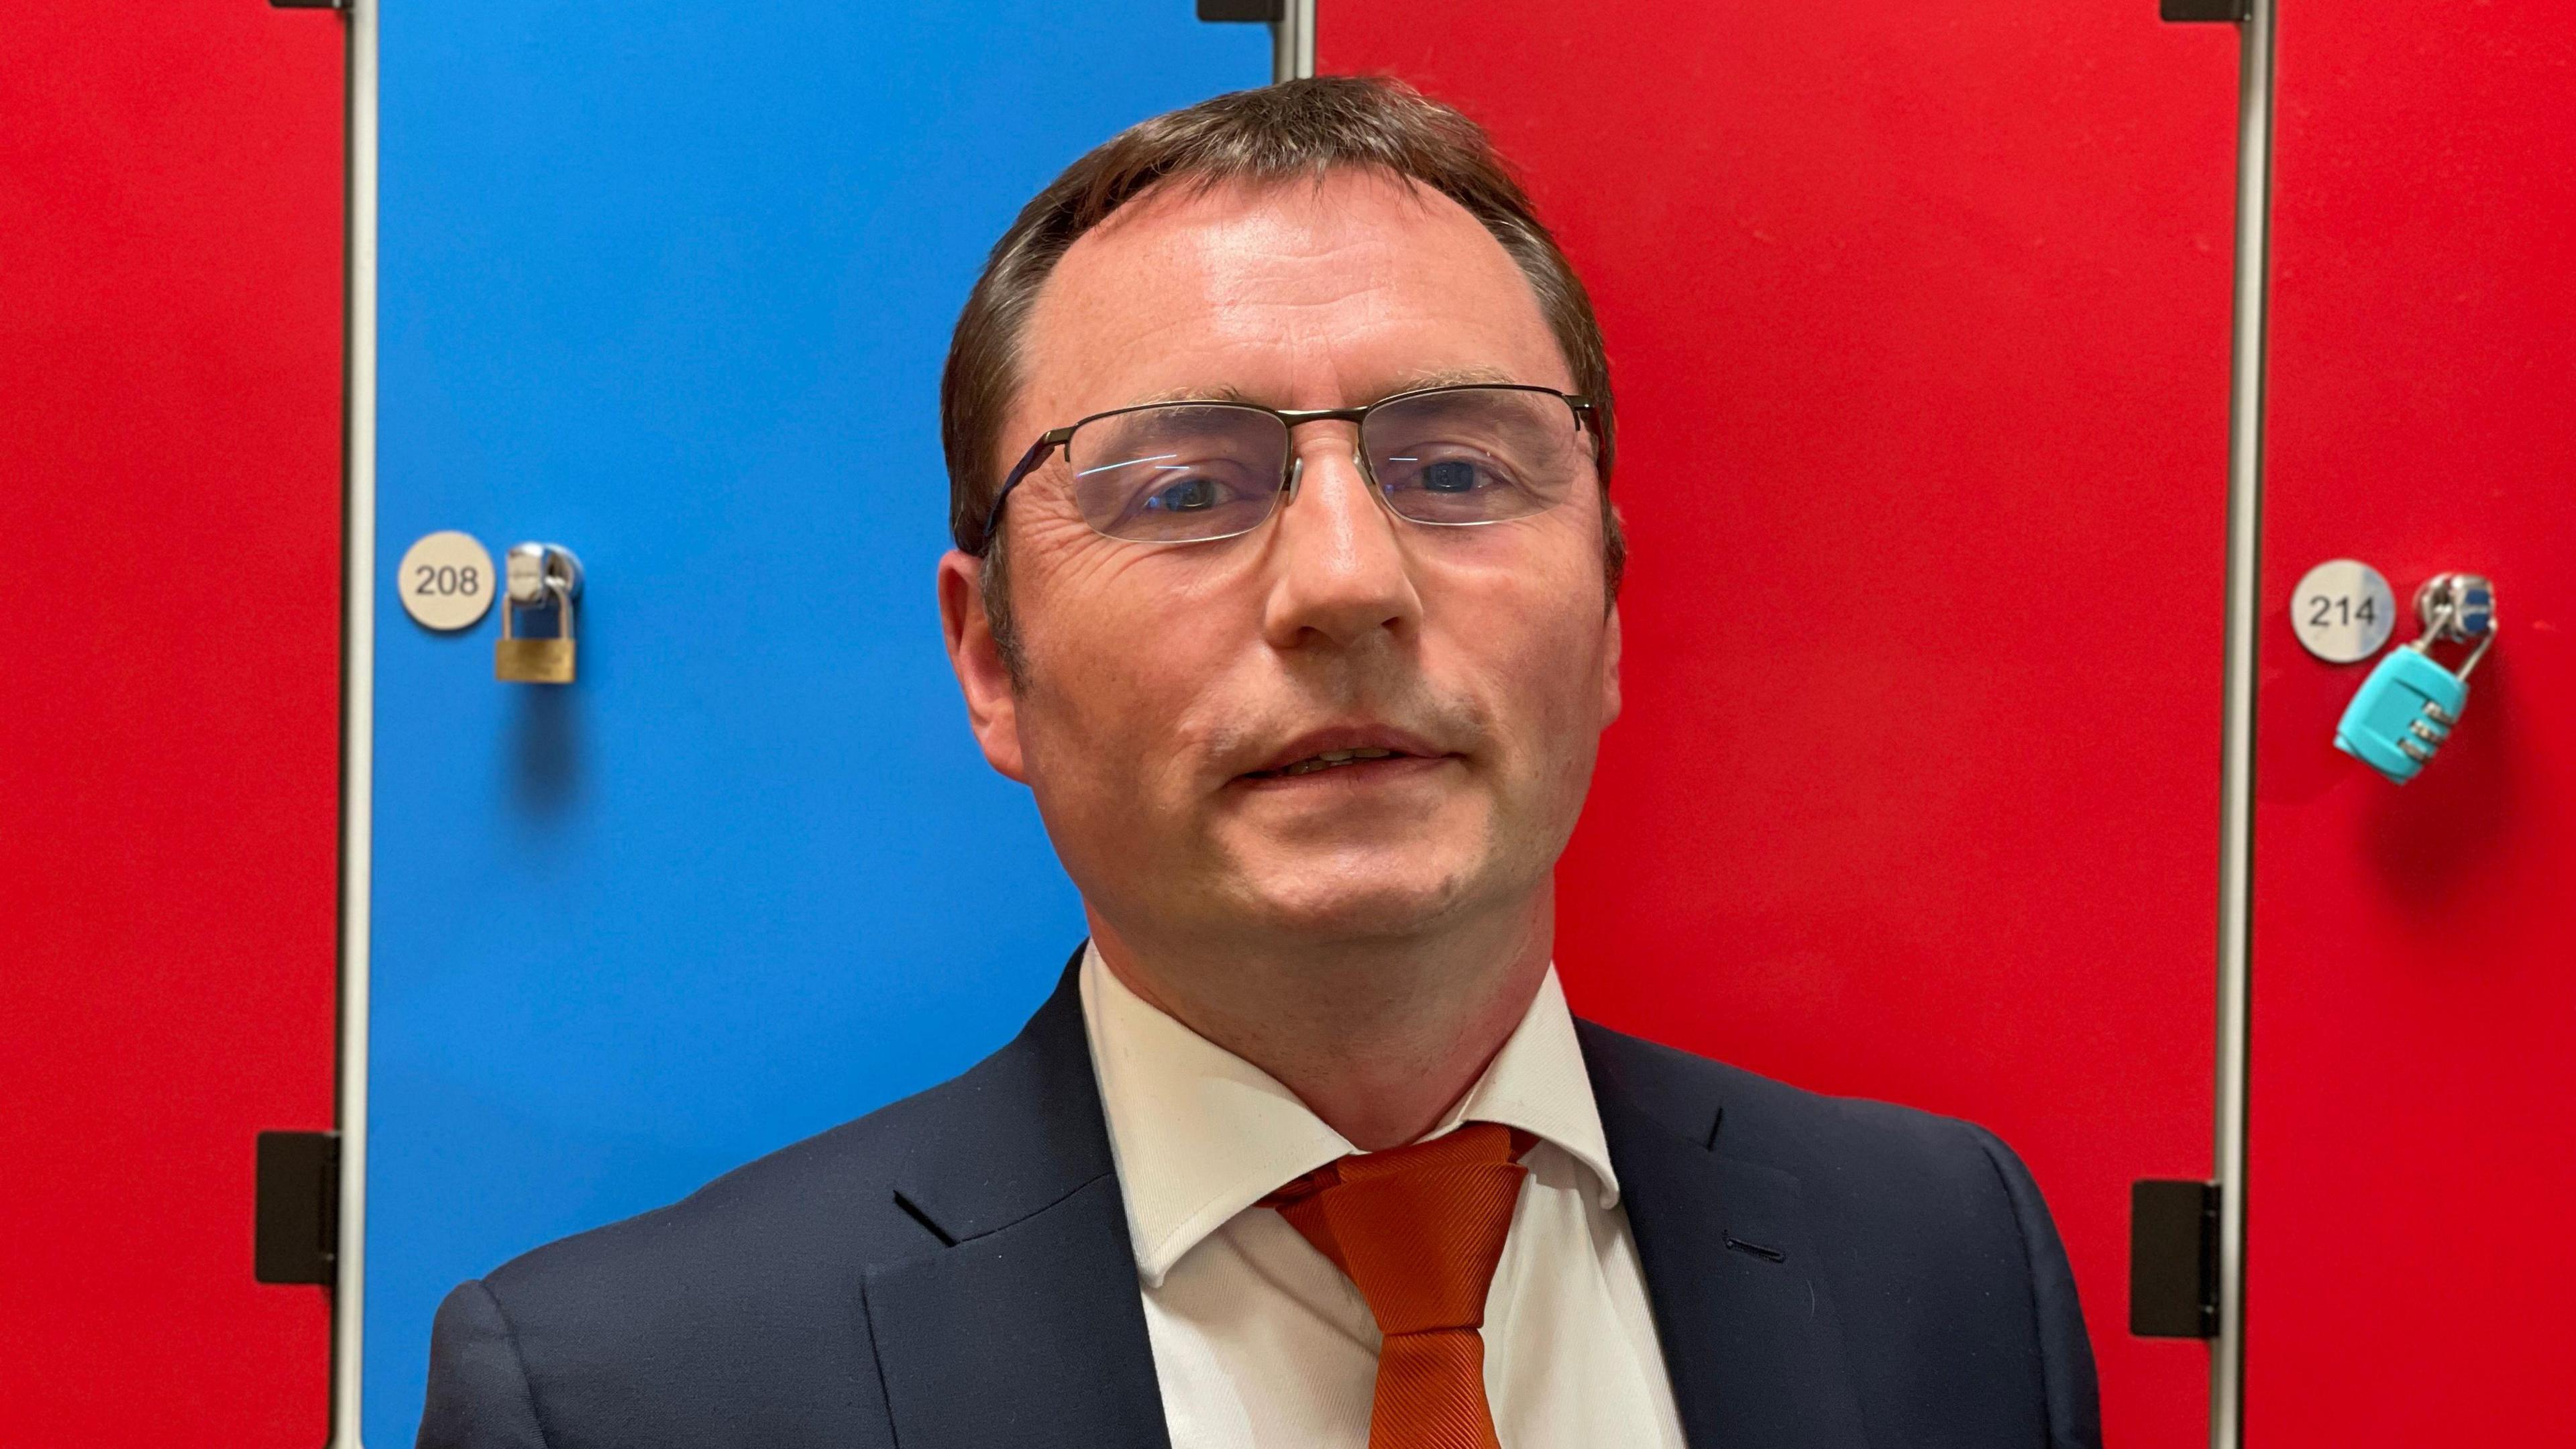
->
xmin=255 ymin=1130 xmax=341 ymax=1286
xmin=2130 ymin=1178 xmax=2220 ymax=1338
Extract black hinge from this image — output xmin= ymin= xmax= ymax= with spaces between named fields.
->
xmin=255 ymin=1130 xmax=341 ymax=1286
xmin=2129 ymin=1178 xmax=2220 ymax=1338
xmin=1197 ymin=0 xmax=1283 ymax=21
xmin=2160 ymin=0 xmax=2249 ymax=20
xmin=268 ymin=0 xmax=349 ymax=10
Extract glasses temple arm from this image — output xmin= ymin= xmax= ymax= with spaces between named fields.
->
xmin=977 ymin=430 xmax=1071 ymax=556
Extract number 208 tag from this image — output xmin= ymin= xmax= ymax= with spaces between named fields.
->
xmin=2290 ymin=559 xmax=2396 ymax=664
xmin=397 ymin=530 xmax=498 ymax=632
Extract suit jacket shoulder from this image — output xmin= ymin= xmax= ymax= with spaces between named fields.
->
xmin=1576 ymin=1020 xmax=2101 ymax=1449
xmin=417 ymin=961 xmax=1116 ymax=1449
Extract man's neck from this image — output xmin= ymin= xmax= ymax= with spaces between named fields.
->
xmin=1085 ymin=897 xmax=1555 ymax=1151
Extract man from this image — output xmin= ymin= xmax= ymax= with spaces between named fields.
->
xmin=420 ymin=78 xmax=2098 ymax=1449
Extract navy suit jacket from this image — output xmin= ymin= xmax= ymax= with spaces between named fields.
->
xmin=419 ymin=951 xmax=2100 ymax=1448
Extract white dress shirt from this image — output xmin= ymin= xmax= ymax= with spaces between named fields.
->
xmin=1077 ymin=945 xmax=1689 ymax=1449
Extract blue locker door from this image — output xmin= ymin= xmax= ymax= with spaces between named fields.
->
xmin=368 ymin=5 xmax=1269 ymax=1440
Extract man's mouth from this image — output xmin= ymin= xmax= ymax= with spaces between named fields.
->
xmin=1248 ymin=747 xmax=1407 ymax=780
xmin=1236 ymin=727 xmax=1450 ymax=784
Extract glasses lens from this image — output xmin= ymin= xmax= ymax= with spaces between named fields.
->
xmin=1364 ymin=387 xmax=1589 ymax=526
xmin=1065 ymin=405 xmax=1289 ymax=543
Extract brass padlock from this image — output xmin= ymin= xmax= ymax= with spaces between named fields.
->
xmin=494 ymin=543 xmax=580 ymax=684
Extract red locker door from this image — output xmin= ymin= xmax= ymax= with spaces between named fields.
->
xmin=0 ymin=3 xmax=344 ymax=1442
xmin=1320 ymin=5 xmax=2239 ymax=1444
xmin=2247 ymin=3 xmax=2576 ymax=1441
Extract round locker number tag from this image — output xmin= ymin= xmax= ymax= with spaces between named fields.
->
xmin=2290 ymin=558 xmax=2396 ymax=663
xmin=397 ymin=530 xmax=498 ymax=631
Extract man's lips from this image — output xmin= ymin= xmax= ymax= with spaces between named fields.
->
xmin=1234 ymin=727 xmax=1455 ymax=783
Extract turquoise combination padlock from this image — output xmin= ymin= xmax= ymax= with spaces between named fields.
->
xmin=2333 ymin=573 xmax=2496 ymax=784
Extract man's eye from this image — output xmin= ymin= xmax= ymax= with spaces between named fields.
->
xmin=1144 ymin=476 xmax=1226 ymax=512
xmin=1421 ymin=460 xmax=1487 ymax=493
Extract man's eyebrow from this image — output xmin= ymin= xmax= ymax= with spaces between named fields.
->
xmin=1125 ymin=383 xmax=1263 ymax=407
xmin=1384 ymin=365 xmax=1521 ymax=392
xmin=1118 ymin=366 xmax=1525 ymax=411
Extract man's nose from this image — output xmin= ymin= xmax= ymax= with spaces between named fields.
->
xmin=1260 ymin=431 xmax=1422 ymax=652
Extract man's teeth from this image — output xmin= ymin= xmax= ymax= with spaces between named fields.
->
xmin=1279 ymin=747 xmax=1399 ymax=776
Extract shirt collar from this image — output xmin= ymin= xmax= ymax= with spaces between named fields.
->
xmin=1079 ymin=943 xmax=1621 ymax=1288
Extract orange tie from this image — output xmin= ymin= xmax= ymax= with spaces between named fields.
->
xmin=1263 ymin=1122 xmax=1538 ymax=1449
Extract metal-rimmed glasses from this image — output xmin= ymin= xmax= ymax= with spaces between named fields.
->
xmin=975 ymin=383 xmax=1600 ymax=551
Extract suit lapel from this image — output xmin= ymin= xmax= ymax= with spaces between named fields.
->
xmin=1580 ymin=1024 xmax=1871 ymax=1449
xmin=858 ymin=961 xmax=1872 ymax=1448
xmin=861 ymin=950 xmax=1171 ymax=1449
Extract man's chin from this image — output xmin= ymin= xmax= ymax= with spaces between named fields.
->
xmin=1218 ymin=856 xmax=1485 ymax=943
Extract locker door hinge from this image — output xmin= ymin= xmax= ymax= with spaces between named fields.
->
xmin=2159 ymin=0 xmax=2249 ymax=20
xmin=268 ymin=0 xmax=349 ymax=10
xmin=2129 ymin=1178 xmax=2220 ymax=1338
xmin=255 ymin=1130 xmax=340 ymax=1286
xmin=1197 ymin=0 xmax=1283 ymax=21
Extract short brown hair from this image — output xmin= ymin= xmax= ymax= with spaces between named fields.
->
xmin=941 ymin=76 xmax=1621 ymax=647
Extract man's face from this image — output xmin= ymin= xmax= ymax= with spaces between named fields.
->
xmin=941 ymin=169 xmax=1621 ymax=953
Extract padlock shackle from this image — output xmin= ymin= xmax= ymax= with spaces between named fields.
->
xmin=2404 ymin=574 xmax=2498 ymax=682
xmin=498 ymin=580 xmax=574 ymax=645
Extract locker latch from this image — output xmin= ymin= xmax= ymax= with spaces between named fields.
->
xmin=2159 ymin=0 xmax=2249 ymax=19
xmin=254 ymin=1130 xmax=340 ymax=1286
xmin=2129 ymin=1179 xmax=2220 ymax=1338
xmin=1197 ymin=0 xmax=1283 ymax=19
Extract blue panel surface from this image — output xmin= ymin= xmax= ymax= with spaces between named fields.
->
xmin=368 ymin=4 xmax=1268 ymax=1439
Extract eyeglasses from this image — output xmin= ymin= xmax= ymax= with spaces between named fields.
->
xmin=976 ymin=383 xmax=1600 ymax=551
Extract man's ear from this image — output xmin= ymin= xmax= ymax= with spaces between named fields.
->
xmin=937 ymin=549 xmax=1029 ymax=783
xmin=1599 ymin=597 xmax=1623 ymax=729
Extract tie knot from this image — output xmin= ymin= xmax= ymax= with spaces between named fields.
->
xmin=1264 ymin=1122 xmax=1536 ymax=1337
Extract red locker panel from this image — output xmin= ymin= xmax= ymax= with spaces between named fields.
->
xmin=1319 ymin=5 xmax=2239 ymax=1443
xmin=0 ymin=3 xmax=343 ymax=1442
xmin=2247 ymin=3 xmax=2576 ymax=1441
